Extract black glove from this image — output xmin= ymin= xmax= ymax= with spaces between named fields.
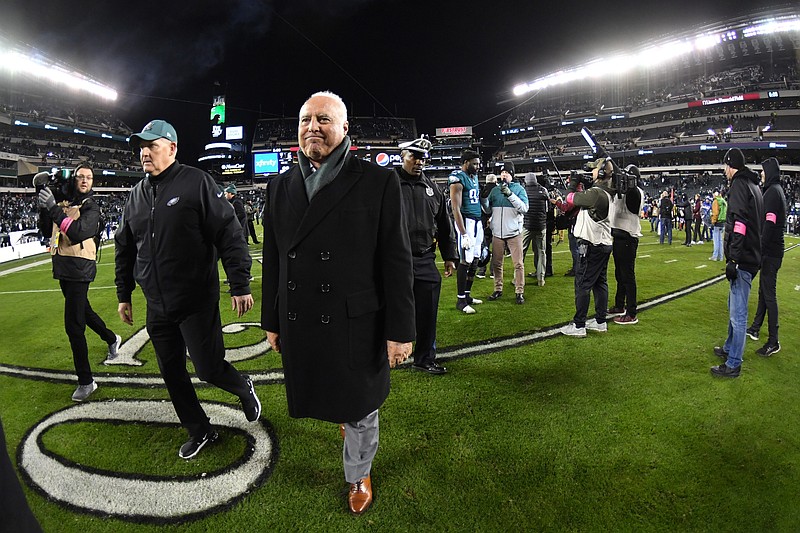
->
xmin=725 ymin=261 xmax=738 ymax=281
xmin=38 ymin=187 xmax=63 ymax=221
xmin=568 ymin=172 xmax=580 ymax=192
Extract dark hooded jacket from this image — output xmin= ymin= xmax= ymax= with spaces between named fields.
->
xmin=760 ymin=157 xmax=786 ymax=259
xmin=724 ymin=166 xmax=763 ymax=275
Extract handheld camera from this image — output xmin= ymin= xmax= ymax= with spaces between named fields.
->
xmin=32 ymin=168 xmax=74 ymax=202
xmin=580 ymin=127 xmax=638 ymax=198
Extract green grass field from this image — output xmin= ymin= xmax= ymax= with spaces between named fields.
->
xmin=1 ymin=224 xmax=798 ymax=532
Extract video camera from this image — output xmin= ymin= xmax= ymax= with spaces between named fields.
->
xmin=580 ymin=127 xmax=638 ymax=198
xmin=32 ymin=169 xmax=74 ymax=202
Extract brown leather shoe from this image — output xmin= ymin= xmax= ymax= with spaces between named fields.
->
xmin=339 ymin=424 xmax=345 ymax=439
xmin=348 ymin=475 xmax=373 ymax=515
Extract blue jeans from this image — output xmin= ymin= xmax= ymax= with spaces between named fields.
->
xmin=722 ymin=269 xmax=753 ymax=369
xmin=711 ymin=226 xmax=724 ymax=260
xmin=659 ymin=218 xmax=672 ymax=244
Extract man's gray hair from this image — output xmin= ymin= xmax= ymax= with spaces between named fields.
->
xmin=305 ymin=90 xmax=348 ymax=121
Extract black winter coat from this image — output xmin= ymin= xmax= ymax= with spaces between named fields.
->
xmin=724 ymin=167 xmax=763 ymax=274
xmin=114 ymin=162 xmax=252 ymax=319
xmin=261 ymin=154 xmax=415 ymax=423
xmin=39 ymin=191 xmax=99 ymax=283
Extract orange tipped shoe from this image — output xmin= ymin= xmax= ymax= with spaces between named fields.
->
xmin=348 ymin=475 xmax=373 ymax=515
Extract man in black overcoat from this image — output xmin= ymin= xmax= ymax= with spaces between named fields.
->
xmin=261 ymin=92 xmax=415 ymax=515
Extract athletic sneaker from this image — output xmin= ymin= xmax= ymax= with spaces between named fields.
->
xmin=71 ymin=381 xmax=98 ymax=402
xmin=179 ymin=431 xmax=218 ymax=460
xmin=456 ymin=300 xmax=476 ymax=314
xmin=613 ymin=315 xmax=638 ymax=325
xmin=467 ymin=296 xmax=483 ymax=305
xmin=107 ymin=334 xmax=122 ymax=360
xmin=240 ymin=377 xmax=262 ymax=422
xmin=607 ymin=307 xmax=625 ymax=317
xmin=710 ymin=363 xmax=740 ymax=378
xmin=561 ymin=323 xmax=587 ymax=338
xmin=755 ymin=342 xmax=780 ymax=357
xmin=585 ymin=318 xmax=608 ymax=333
xmin=746 ymin=328 xmax=759 ymax=341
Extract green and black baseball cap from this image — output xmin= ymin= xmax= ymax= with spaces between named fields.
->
xmin=129 ymin=120 xmax=178 ymax=149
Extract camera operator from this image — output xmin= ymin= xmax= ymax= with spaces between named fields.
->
xmin=37 ymin=163 xmax=121 ymax=402
xmin=556 ymin=158 xmax=615 ymax=337
xmin=608 ymin=165 xmax=645 ymax=325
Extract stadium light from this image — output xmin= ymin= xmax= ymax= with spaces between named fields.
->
xmin=0 ymin=46 xmax=117 ymax=101
xmin=511 ymin=11 xmax=800 ymax=97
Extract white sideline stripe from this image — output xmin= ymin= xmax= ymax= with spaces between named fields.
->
xmin=0 ymin=257 xmax=51 ymax=276
xmin=0 ymin=285 xmax=117 ymax=295
xmin=0 ymin=276 xmax=727 ymax=384
xmin=665 ymin=259 xmax=678 ymax=263
xmin=695 ymin=264 xmax=707 ymax=269
xmin=638 ymin=254 xmax=651 ymax=258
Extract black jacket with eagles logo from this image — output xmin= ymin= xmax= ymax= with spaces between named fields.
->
xmin=114 ymin=161 xmax=251 ymax=319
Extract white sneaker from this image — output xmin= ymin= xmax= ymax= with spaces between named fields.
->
xmin=460 ymin=305 xmax=476 ymax=314
xmin=107 ymin=334 xmax=122 ymax=360
xmin=562 ymin=323 xmax=587 ymax=337
xmin=585 ymin=318 xmax=608 ymax=332
xmin=468 ymin=297 xmax=483 ymax=305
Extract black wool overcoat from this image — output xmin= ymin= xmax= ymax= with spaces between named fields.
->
xmin=261 ymin=154 xmax=415 ymax=423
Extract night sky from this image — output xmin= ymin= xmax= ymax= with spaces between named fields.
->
xmin=1 ymin=0 xmax=788 ymax=161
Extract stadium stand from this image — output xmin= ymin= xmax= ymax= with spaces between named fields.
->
xmin=497 ymin=15 xmax=800 ymax=187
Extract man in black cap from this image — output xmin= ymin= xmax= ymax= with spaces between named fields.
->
xmin=115 ymin=119 xmax=261 ymax=458
xmin=224 ymin=183 xmax=249 ymax=245
xmin=608 ymin=164 xmax=645 ymax=325
xmin=712 ymin=148 xmax=763 ymax=378
xmin=397 ymin=137 xmax=457 ymax=374
xmin=746 ymin=157 xmax=785 ymax=357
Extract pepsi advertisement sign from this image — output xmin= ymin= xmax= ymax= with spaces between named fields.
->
xmin=353 ymin=148 xmax=402 ymax=167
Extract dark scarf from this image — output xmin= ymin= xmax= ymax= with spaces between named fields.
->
xmin=298 ymin=136 xmax=351 ymax=200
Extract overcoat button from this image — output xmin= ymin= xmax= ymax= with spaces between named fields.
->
xmin=321 ymin=315 xmax=330 ymax=324
xmin=288 ymin=281 xmax=296 ymax=290
xmin=288 ymin=250 xmax=296 ymax=259
xmin=320 ymin=251 xmax=330 ymax=260
xmin=288 ymin=312 xmax=297 ymax=321
xmin=321 ymin=283 xmax=330 ymax=293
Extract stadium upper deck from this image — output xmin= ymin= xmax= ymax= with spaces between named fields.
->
xmin=498 ymin=8 xmax=800 ymax=180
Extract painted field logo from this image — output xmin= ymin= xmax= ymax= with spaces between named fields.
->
xmin=19 ymin=401 xmax=278 ymax=523
xmin=375 ymin=152 xmax=390 ymax=166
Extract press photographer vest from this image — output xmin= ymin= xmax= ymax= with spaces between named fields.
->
xmin=610 ymin=188 xmax=645 ymax=238
xmin=574 ymin=189 xmax=612 ymax=245
xmin=51 ymin=200 xmax=96 ymax=260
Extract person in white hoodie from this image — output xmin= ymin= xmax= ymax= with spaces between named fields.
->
xmin=482 ymin=162 xmax=529 ymax=304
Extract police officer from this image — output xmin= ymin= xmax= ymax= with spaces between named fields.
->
xmin=38 ymin=163 xmax=121 ymax=402
xmin=398 ymin=137 xmax=457 ymax=374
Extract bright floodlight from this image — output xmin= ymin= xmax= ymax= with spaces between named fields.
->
xmin=511 ymin=11 xmax=800 ymax=97
xmin=1 ymin=46 xmax=117 ymax=101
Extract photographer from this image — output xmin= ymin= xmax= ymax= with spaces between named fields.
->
xmin=556 ymin=159 xmax=615 ymax=337
xmin=608 ymin=165 xmax=645 ymax=325
xmin=482 ymin=162 xmax=529 ymax=304
xmin=37 ymin=163 xmax=121 ymax=402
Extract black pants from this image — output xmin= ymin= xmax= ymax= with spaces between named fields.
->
xmin=612 ymin=231 xmax=639 ymax=317
xmin=573 ymin=240 xmax=612 ymax=327
xmin=59 ymin=280 xmax=116 ymax=385
xmin=751 ymin=255 xmax=782 ymax=345
xmin=412 ymin=275 xmax=442 ymax=366
xmin=247 ymin=219 xmax=259 ymax=243
xmin=683 ymin=219 xmax=692 ymax=245
xmin=0 ymin=419 xmax=42 ymax=532
xmin=692 ymin=219 xmax=702 ymax=242
xmin=147 ymin=302 xmax=250 ymax=438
